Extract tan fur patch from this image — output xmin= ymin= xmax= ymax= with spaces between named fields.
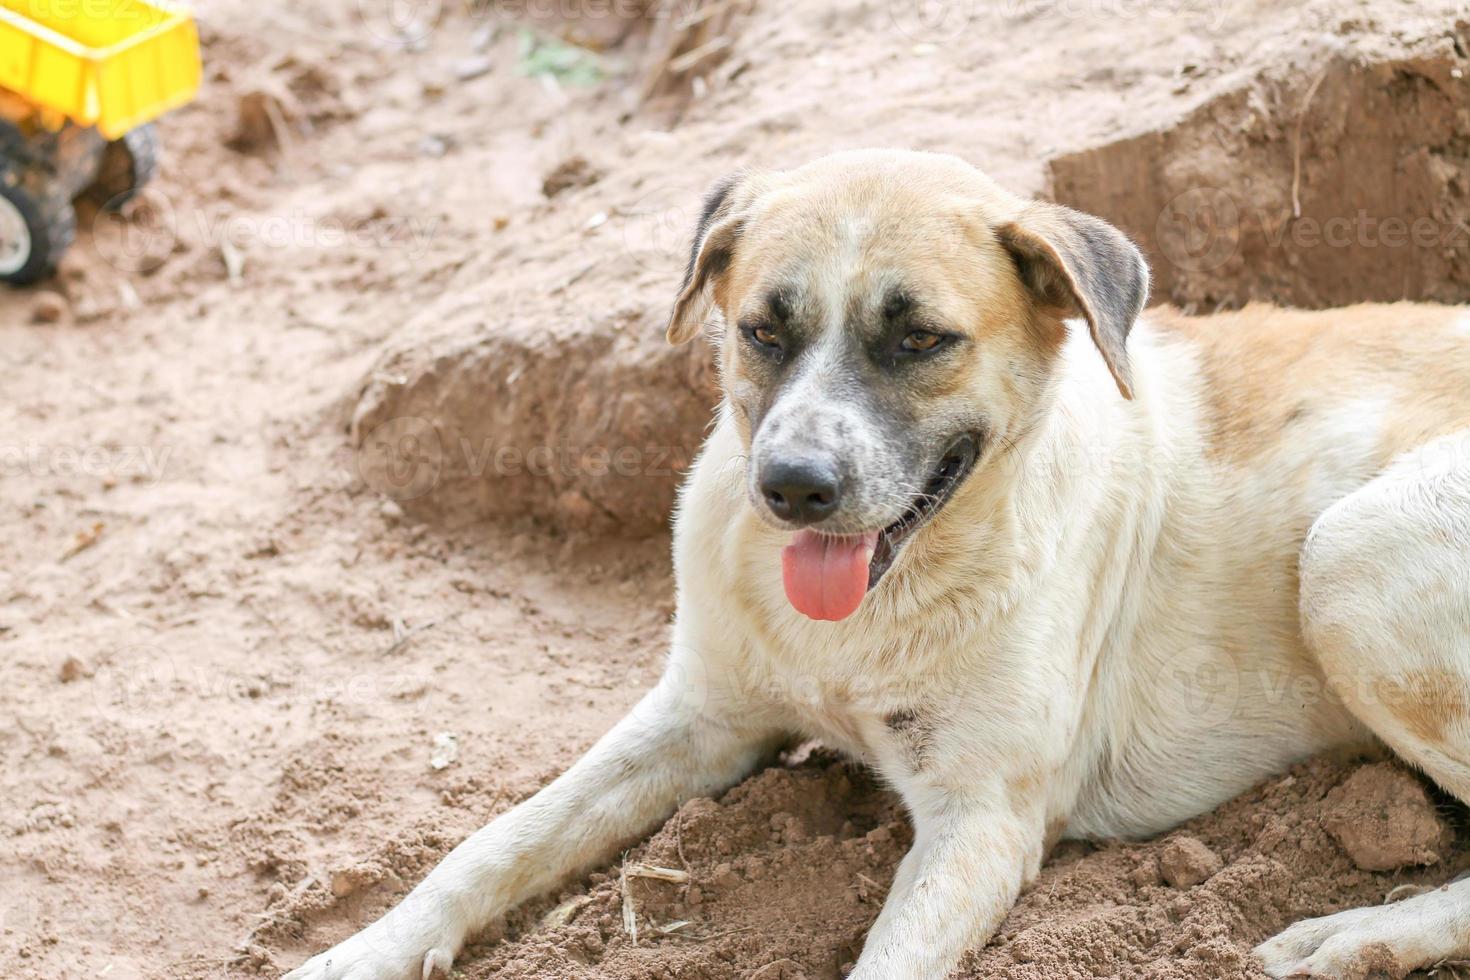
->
xmin=1375 ymin=670 xmax=1470 ymax=745
xmin=1006 ymin=768 xmax=1045 ymax=809
xmin=1153 ymin=303 xmax=1470 ymax=467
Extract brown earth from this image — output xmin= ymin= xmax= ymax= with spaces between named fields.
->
xmin=1050 ymin=19 xmax=1470 ymax=312
xmin=3 ymin=1 xmax=1469 ymax=979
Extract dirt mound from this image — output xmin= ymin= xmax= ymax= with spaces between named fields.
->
xmin=385 ymin=753 xmax=1466 ymax=980
xmin=351 ymin=299 xmax=718 ymax=535
xmin=1050 ymin=24 xmax=1470 ymax=310
xmin=1320 ymin=763 xmax=1454 ymax=872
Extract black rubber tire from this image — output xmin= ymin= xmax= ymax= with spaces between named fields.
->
xmin=0 ymin=167 xmax=76 ymax=285
xmin=90 ymin=123 xmax=160 ymax=210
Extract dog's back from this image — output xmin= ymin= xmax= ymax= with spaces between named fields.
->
xmin=1153 ymin=302 xmax=1470 ymax=474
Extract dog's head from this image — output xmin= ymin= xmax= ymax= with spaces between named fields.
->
xmin=667 ymin=150 xmax=1149 ymax=621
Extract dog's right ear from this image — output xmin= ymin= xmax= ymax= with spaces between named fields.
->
xmin=667 ymin=172 xmax=754 ymax=345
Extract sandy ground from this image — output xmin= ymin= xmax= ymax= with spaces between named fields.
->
xmin=2 ymin=1 xmax=1468 ymax=978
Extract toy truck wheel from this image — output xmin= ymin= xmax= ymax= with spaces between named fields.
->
xmin=0 ymin=169 xmax=76 ymax=285
xmin=91 ymin=124 xmax=160 ymax=209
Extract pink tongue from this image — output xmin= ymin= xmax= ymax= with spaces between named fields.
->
xmin=781 ymin=530 xmax=880 ymax=622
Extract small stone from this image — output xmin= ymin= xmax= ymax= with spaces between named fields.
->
xmin=554 ymin=490 xmax=596 ymax=523
xmin=781 ymin=815 xmax=810 ymax=843
xmin=1129 ymin=858 xmax=1162 ymax=887
xmin=542 ymin=155 xmax=600 ymax=198
xmin=416 ymin=134 xmax=449 ymax=158
xmin=31 ymin=291 xmax=68 ymax=323
xmin=233 ymin=83 xmax=298 ymax=150
xmin=430 ymin=731 xmax=459 ymax=770
xmin=1158 ymin=835 xmax=1223 ymax=888
xmin=58 ymin=655 xmax=87 ymax=683
xmin=1322 ymin=763 xmax=1452 ymax=871
xmin=539 ymin=894 xmax=590 ymax=930
xmin=452 ymin=55 xmax=493 ymax=81
xmin=710 ymin=863 xmax=738 ymax=890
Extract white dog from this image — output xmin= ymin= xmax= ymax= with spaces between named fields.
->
xmin=290 ymin=149 xmax=1470 ymax=980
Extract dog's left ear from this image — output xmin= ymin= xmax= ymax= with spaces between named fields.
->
xmin=996 ymin=203 xmax=1150 ymax=400
xmin=667 ymin=171 xmax=758 ymax=345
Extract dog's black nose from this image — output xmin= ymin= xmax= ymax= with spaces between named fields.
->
xmin=760 ymin=457 xmax=842 ymax=524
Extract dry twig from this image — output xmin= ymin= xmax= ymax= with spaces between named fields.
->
xmin=620 ymin=856 xmax=639 ymax=946
xmin=1290 ymin=65 xmax=1330 ymax=219
xmin=625 ymin=863 xmax=691 ymax=884
xmin=382 ymin=612 xmax=460 ymax=656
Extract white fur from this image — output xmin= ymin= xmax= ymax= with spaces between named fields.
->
xmin=287 ymin=305 xmax=1470 ymax=980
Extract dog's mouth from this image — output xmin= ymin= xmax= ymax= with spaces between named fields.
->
xmin=779 ymin=433 xmax=981 ymax=622
xmin=867 ymin=432 xmax=981 ymax=588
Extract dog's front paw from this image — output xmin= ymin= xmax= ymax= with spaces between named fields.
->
xmin=283 ymin=912 xmax=459 ymax=980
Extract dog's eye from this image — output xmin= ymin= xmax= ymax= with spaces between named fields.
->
xmin=901 ymin=330 xmax=944 ymax=353
xmin=750 ymin=324 xmax=781 ymax=349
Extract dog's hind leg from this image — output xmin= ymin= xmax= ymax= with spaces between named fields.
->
xmin=1256 ymin=429 xmax=1470 ymax=979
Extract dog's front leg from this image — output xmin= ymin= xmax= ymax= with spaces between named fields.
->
xmin=849 ymin=802 xmax=1043 ymax=980
xmin=286 ymin=666 xmax=776 ymax=980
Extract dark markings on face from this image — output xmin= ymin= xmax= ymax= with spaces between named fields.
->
xmin=740 ymin=286 xmax=925 ymax=462
xmin=738 ymin=282 xmax=965 ymax=431
xmin=736 ymin=276 xmax=989 ymax=533
xmin=736 ymin=285 xmax=804 ymax=426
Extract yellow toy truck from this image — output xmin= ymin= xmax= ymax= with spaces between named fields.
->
xmin=0 ymin=0 xmax=200 ymax=284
